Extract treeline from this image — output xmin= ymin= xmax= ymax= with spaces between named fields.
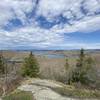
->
xmin=0 ymin=49 xmax=98 ymax=87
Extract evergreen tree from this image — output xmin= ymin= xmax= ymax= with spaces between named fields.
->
xmin=65 ymin=58 xmax=69 ymax=71
xmin=83 ymin=56 xmax=97 ymax=84
xmin=0 ymin=52 xmax=5 ymax=75
xmin=72 ymin=48 xmax=86 ymax=83
xmin=22 ymin=51 xmax=39 ymax=77
xmin=70 ymin=49 xmax=97 ymax=85
xmin=64 ymin=58 xmax=71 ymax=84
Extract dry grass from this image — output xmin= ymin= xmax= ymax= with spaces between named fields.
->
xmin=2 ymin=90 xmax=34 ymax=100
xmin=1 ymin=50 xmax=100 ymax=83
xmin=52 ymin=84 xmax=100 ymax=99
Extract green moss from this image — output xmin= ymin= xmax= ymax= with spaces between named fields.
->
xmin=2 ymin=90 xmax=33 ymax=100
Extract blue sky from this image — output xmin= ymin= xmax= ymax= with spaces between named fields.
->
xmin=0 ymin=0 xmax=100 ymax=50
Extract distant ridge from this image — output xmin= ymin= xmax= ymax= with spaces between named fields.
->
xmin=0 ymin=49 xmax=100 ymax=52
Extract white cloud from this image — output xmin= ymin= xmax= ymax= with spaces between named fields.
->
xmin=0 ymin=0 xmax=100 ymax=49
xmin=49 ymin=42 xmax=100 ymax=49
xmin=0 ymin=0 xmax=34 ymax=26
xmin=83 ymin=0 xmax=100 ymax=15
xmin=36 ymin=0 xmax=67 ymax=21
xmin=37 ymin=0 xmax=100 ymax=33
xmin=0 ymin=25 xmax=64 ymax=49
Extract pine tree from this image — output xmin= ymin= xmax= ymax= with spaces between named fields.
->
xmin=65 ymin=58 xmax=69 ymax=71
xmin=72 ymin=48 xmax=86 ymax=83
xmin=22 ymin=51 xmax=39 ymax=77
xmin=0 ymin=52 xmax=5 ymax=75
xmin=70 ymin=48 xmax=97 ymax=85
xmin=65 ymin=58 xmax=71 ymax=84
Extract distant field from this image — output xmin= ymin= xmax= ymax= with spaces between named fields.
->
xmin=1 ymin=50 xmax=100 ymax=81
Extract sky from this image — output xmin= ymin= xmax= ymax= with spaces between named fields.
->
xmin=0 ymin=0 xmax=100 ymax=50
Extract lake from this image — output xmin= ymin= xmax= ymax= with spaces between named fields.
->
xmin=33 ymin=51 xmax=66 ymax=58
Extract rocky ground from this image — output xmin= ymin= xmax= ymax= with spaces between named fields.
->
xmin=18 ymin=78 xmax=74 ymax=100
xmin=17 ymin=78 xmax=98 ymax=100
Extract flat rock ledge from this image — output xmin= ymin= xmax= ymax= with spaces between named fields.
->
xmin=18 ymin=78 xmax=98 ymax=100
